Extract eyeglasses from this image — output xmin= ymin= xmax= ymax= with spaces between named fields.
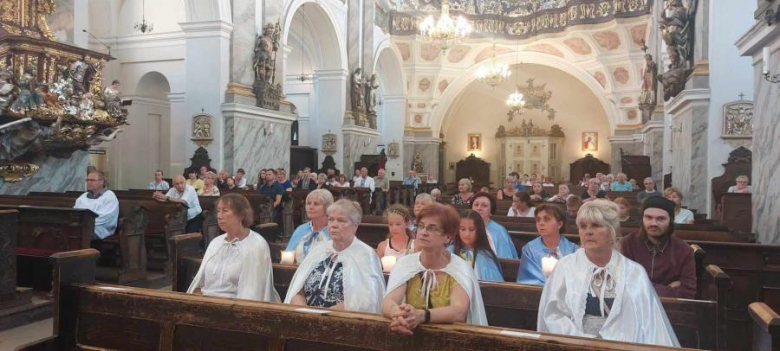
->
xmin=416 ymin=223 xmax=442 ymax=234
xmin=86 ymin=179 xmax=101 ymax=182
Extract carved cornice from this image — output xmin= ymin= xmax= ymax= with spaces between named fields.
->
xmin=390 ymin=0 xmax=653 ymax=40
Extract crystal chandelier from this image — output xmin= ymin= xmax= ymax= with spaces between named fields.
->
xmin=134 ymin=0 xmax=154 ymax=34
xmin=475 ymin=41 xmax=510 ymax=88
xmin=419 ymin=0 xmax=472 ymax=52
xmin=506 ymin=85 xmax=526 ymax=122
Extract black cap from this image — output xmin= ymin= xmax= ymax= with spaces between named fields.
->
xmin=642 ymin=196 xmax=676 ymax=221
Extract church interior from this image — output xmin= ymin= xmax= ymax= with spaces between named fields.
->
xmin=0 ymin=0 xmax=779 ymax=349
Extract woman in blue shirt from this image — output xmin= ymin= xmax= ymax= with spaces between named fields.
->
xmin=516 ymin=204 xmax=578 ymax=285
xmin=286 ymin=189 xmax=333 ymax=263
xmin=471 ymin=192 xmax=518 ymax=259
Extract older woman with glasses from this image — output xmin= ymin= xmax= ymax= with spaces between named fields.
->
xmin=537 ymin=200 xmax=679 ymax=346
xmin=286 ymin=199 xmax=385 ymax=312
xmin=383 ymin=203 xmax=487 ymax=336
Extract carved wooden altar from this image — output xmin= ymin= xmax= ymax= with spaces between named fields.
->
xmin=496 ymin=123 xmax=564 ymax=182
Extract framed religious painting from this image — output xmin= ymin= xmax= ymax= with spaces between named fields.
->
xmin=468 ymin=133 xmax=482 ymax=151
xmin=582 ymin=132 xmax=598 ymax=152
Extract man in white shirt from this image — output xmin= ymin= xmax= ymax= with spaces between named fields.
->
xmin=153 ymin=175 xmax=202 ymax=232
xmin=74 ymin=170 xmax=119 ymax=240
xmin=148 ymin=170 xmax=170 ymax=191
xmin=355 ymin=167 xmax=375 ymax=193
xmin=402 ymin=169 xmax=421 ymax=189
xmin=234 ymin=168 xmax=248 ymax=189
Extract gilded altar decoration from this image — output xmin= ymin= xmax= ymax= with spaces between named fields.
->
xmin=496 ymin=123 xmax=565 ymax=138
xmin=387 ymin=142 xmax=400 ymax=159
xmin=657 ymin=0 xmax=697 ymax=101
xmin=507 ymin=78 xmax=556 ymax=122
xmin=191 ymin=112 xmax=213 ymax=146
xmin=721 ymin=101 xmax=753 ymax=148
xmin=321 ymin=133 xmax=337 ymax=156
xmin=0 ymin=162 xmax=38 ymax=182
xmin=0 ymin=0 xmax=129 ymax=181
xmin=390 ymin=0 xmax=652 ymax=40
xmin=253 ymin=22 xmax=282 ymax=110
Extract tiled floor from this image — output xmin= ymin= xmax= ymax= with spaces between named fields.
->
xmin=0 ymin=318 xmax=52 ymax=351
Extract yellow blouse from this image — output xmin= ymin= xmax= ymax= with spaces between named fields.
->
xmin=187 ymin=179 xmax=204 ymax=192
xmin=405 ymin=272 xmax=456 ymax=309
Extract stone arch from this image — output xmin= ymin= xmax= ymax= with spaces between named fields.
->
xmin=373 ymin=40 xmax=406 ymax=96
xmin=432 ymin=51 xmax=620 ymax=136
xmin=281 ymin=0 xmax=347 ymax=73
xmin=183 ymin=0 xmax=231 ymax=23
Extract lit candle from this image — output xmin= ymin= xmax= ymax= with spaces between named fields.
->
xmin=280 ymin=250 xmax=295 ymax=265
xmin=541 ymin=256 xmax=558 ymax=277
xmin=381 ymin=256 xmax=397 ymax=273
xmin=764 ymin=47 xmax=771 ymax=74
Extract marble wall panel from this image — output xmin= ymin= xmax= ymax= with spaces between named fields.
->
xmin=223 ymin=115 xmax=235 ymax=172
xmin=645 ymin=128 xmax=664 ymax=185
xmin=403 ymin=142 xmax=440 ymax=179
xmin=752 ymin=64 xmax=780 ymax=243
xmin=343 ymin=132 xmax=377 ymax=176
xmin=0 ymin=151 xmax=89 ymax=195
xmin=687 ymin=105 xmax=709 ymax=212
xmin=231 ymin=0 xmax=257 ymax=86
xmin=229 ymin=117 xmax=291 ymax=185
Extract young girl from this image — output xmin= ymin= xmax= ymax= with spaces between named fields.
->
xmin=375 ymin=204 xmax=415 ymax=258
xmin=449 ymin=210 xmax=503 ymax=282
xmin=516 ymin=204 xmax=578 ymax=285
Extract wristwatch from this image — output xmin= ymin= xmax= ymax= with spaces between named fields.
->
xmin=166 ymin=196 xmax=170 ymax=201
xmin=423 ymin=309 xmax=431 ymax=324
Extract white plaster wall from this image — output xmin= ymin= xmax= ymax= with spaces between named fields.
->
xmin=442 ymin=64 xmax=612 ymax=184
xmin=705 ymin=0 xmax=756 ymax=209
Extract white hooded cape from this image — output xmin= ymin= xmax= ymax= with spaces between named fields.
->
xmin=187 ymin=231 xmax=280 ymax=303
xmin=283 ymin=238 xmax=385 ymax=313
xmin=537 ymin=248 xmax=680 ymax=347
xmin=385 ymin=252 xmax=487 ymax=325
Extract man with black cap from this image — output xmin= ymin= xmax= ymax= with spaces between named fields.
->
xmin=620 ymin=196 xmax=696 ymax=299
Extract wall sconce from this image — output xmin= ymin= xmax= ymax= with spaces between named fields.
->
xmin=763 ymin=47 xmax=780 ymax=83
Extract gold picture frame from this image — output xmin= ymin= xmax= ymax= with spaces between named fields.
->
xmin=582 ymin=132 xmax=598 ymax=152
xmin=468 ymin=133 xmax=482 ymax=151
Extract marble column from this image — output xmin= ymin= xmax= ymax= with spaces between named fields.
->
xmin=403 ymin=133 xmax=442 ymax=181
xmin=226 ymin=0 xmax=259 ymax=105
xmin=379 ymin=95 xmax=407 ymax=180
xmin=362 ymin=0 xmax=375 ymax=77
xmin=608 ymin=131 xmax=643 ymax=175
xmin=666 ymin=89 xmax=711 ymax=214
xmin=343 ymin=126 xmax=380 ymax=177
xmin=344 ymin=0 xmax=362 ymax=125
xmin=736 ymin=20 xmax=780 ymax=243
xmin=222 ymin=103 xmax=295 ymax=185
xmin=642 ymin=114 xmax=665 ymax=186
xmin=313 ymin=69 xmax=349 ymax=170
xmin=181 ymin=21 xmax=232 ymax=170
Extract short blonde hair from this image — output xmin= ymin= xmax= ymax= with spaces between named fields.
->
xmin=326 ymin=199 xmax=362 ymax=224
xmin=736 ymin=175 xmax=749 ymax=182
xmin=663 ymin=187 xmax=684 ymax=201
xmin=576 ymin=199 xmax=620 ymax=242
xmin=458 ymin=178 xmax=472 ymax=192
xmin=306 ymin=189 xmax=334 ymax=209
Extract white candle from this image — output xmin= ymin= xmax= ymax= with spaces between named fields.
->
xmin=541 ymin=256 xmax=558 ymax=277
xmin=764 ymin=47 xmax=771 ymax=74
xmin=280 ymin=250 xmax=295 ymax=265
xmin=381 ymin=256 xmax=397 ymax=273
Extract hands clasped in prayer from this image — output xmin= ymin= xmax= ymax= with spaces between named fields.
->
xmin=388 ymin=303 xmax=424 ymax=335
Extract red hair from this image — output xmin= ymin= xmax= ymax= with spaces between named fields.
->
xmin=416 ymin=203 xmax=461 ymax=239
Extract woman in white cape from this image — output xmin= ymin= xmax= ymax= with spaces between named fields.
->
xmin=383 ymin=203 xmax=487 ymax=335
xmin=537 ymin=200 xmax=679 ymax=347
xmin=285 ymin=199 xmax=385 ymax=313
xmin=187 ymin=194 xmax=280 ymax=302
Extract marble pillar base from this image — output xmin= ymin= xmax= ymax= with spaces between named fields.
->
xmin=667 ymin=88 xmax=711 ymax=214
xmin=222 ymin=103 xmax=295 ymax=185
xmin=0 ymin=151 xmax=89 ymax=195
xmin=403 ymin=137 xmax=441 ymax=180
xmin=642 ymin=117 xmax=665 ymax=186
xmin=609 ymin=130 xmax=643 ymax=175
xmin=343 ymin=125 xmax=380 ymax=176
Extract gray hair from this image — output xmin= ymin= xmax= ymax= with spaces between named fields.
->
xmin=644 ymin=177 xmax=654 ymax=184
xmin=458 ymin=178 xmax=472 ymax=191
xmin=576 ymin=199 xmax=621 ymax=243
xmin=430 ymin=188 xmax=442 ymax=198
xmin=307 ymin=189 xmax=334 ymax=209
xmin=416 ymin=193 xmax=435 ymax=204
xmin=326 ymin=198 xmax=362 ymax=224
xmin=89 ymin=170 xmax=109 ymax=189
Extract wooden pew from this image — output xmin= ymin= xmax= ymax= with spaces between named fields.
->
xmin=719 ymin=193 xmax=751 ymax=235
xmin=749 ymin=302 xmax=780 ymax=351
xmin=170 ymin=234 xmax=724 ymax=350
xmin=26 ymin=248 xmax=692 ymax=351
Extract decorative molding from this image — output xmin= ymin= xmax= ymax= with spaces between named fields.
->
xmin=179 ymin=21 xmax=234 ymax=40
xmin=690 ymin=60 xmax=710 ymax=77
xmin=666 ymin=88 xmax=711 ymax=117
xmin=225 ymin=82 xmax=256 ymax=98
xmin=221 ymin=102 xmax=296 ymax=124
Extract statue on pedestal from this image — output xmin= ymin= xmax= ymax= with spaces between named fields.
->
xmin=351 ymin=68 xmax=365 ymax=115
xmin=365 ymin=73 xmax=379 ymax=129
xmin=412 ymin=152 xmax=424 ymax=173
xmin=657 ymin=0 xmax=697 ymax=101
xmin=253 ymin=22 xmax=282 ymax=110
xmin=639 ymin=42 xmax=658 ymax=123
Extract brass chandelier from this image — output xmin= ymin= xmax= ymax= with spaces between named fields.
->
xmin=419 ymin=0 xmax=472 ymax=52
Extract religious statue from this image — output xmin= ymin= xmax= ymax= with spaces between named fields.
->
xmin=10 ymin=66 xmax=44 ymax=113
xmin=412 ymin=152 xmax=424 ymax=173
xmin=657 ymin=0 xmax=697 ymax=101
xmin=495 ymin=125 xmax=506 ymax=138
xmin=351 ymin=68 xmax=365 ymax=114
xmin=365 ymin=73 xmax=379 ymax=115
xmin=387 ymin=142 xmax=400 ymax=159
xmin=0 ymin=116 xmax=61 ymax=161
xmin=68 ymin=60 xmax=97 ymax=96
xmin=638 ymin=43 xmax=658 ymax=123
xmin=86 ymin=127 xmax=123 ymax=146
xmin=192 ymin=114 xmax=212 ymax=141
xmin=0 ymin=67 xmax=16 ymax=111
xmin=102 ymin=80 xmax=124 ymax=120
xmin=253 ymin=24 xmax=277 ymax=84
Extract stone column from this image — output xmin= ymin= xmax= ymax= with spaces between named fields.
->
xmin=642 ymin=113 xmax=665 ymax=186
xmin=167 ymin=92 xmax=188 ymax=174
xmin=736 ymin=19 xmax=780 ymax=243
xmin=225 ymin=0 xmax=259 ymax=105
xmin=313 ymin=69 xmax=349 ymax=170
xmin=666 ymin=89 xmax=711 ymax=214
xmin=344 ymin=0 xmax=362 ymax=125
xmin=362 ymin=0 xmax=375 ymax=77
xmin=403 ymin=132 xmax=441 ymax=181
xmin=379 ymin=94 xmax=407 ymax=180
xmin=608 ymin=130 xmax=643 ymax=175
xmin=343 ymin=126 xmax=380 ymax=177
xmin=180 ymin=21 xmax=233 ymax=170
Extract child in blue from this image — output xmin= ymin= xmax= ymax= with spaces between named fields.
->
xmin=516 ymin=204 xmax=578 ymax=285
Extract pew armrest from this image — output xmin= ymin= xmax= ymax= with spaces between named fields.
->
xmin=169 ymin=233 xmax=203 ymax=292
xmin=749 ymin=302 xmax=780 ymax=334
xmin=15 ymin=335 xmax=57 ymax=351
xmin=50 ymin=249 xmax=100 ymax=286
